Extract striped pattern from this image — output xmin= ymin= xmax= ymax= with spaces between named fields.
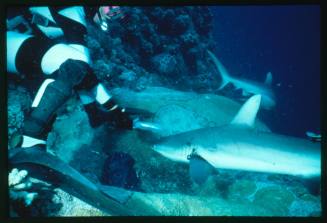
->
xmin=7 ymin=6 xmax=128 ymax=130
xmin=8 ymin=6 xmax=90 ymax=77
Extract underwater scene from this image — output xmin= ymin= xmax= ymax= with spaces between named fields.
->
xmin=7 ymin=6 xmax=321 ymax=216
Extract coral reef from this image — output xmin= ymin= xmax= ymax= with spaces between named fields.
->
xmin=46 ymin=97 xmax=95 ymax=163
xmin=9 ymin=168 xmax=61 ymax=217
xmin=9 ymin=168 xmax=37 ymax=207
xmin=289 ymin=195 xmax=321 ymax=216
xmin=9 ymin=167 xmax=103 ymax=216
xmin=86 ymin=6 xmax=216 ymax=91
xmin=253 ymin=186 xmax=295 ymax=216
xmin=151 ymin=53 xmax=178 ymax=76
xmin=227 ymin=179 xmax=257 ymax=202
xmin=8 ymin=85 xmax=31 ymax=148
xmin=53 ymin=188 xmax=107 ymax=216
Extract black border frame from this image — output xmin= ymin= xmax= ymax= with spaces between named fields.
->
xmin=0 ymin=0 xmax=325 ymax=223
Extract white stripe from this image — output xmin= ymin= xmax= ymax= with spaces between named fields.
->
xmin=78 ymin=90 xmax=95 ymax=105
xmin=21 ymin=135 xmax=46 ymax=148
xmin=109 ymin=104 xmax=118 ymax=111
xmin=94 ymin=83 xmax=111 ymax=104
xmin=37 ymin=25 xmax=64 ymax=39
xmin=6 ymin=31 xmax=33 ymax=74
xmin=101 ymin=22 xmax=108 ymax=31
xmin=41 ymin=43 xmax=90 ymax=75
xmin=58 ymin=6 xmax=86 ymax=27
xmin=29 ymin=7 xmax=56 ymax=24
xmin=31 ymin=79 xmax=55 ymax=108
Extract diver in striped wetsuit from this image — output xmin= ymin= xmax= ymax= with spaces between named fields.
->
xmin=7 ymin=6 xmax=153 ymax=148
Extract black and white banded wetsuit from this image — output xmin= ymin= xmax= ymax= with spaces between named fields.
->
xmin=7 ymin=6 xmax=133 ymax=148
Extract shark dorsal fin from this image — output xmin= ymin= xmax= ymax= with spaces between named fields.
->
xmin=231 ymin=94 xmax=262 ymax=127
xmin=264 ymin=72 xmax=273 ymax=85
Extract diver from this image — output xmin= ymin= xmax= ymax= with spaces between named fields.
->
xmin=7 ymin=6 xmax=155 ymax=149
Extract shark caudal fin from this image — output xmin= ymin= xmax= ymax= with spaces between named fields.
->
xmin=264 ymin=72 xmax=273 ymax=85
xmin=231 ymin=94 xmax=262 ymax=127
xmin=207 ymin=50 xmax=231 ymax=90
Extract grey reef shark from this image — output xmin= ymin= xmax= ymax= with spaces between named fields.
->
xmin=153 ymin=94 xmax=321 ymax=186
xmin=207 ymin=50 xmax=276 ymax=110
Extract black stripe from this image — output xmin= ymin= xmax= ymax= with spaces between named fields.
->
xmin=49 ymin=7 xmax=87 ymax=45
xmin=45 ymin=20 xmax=58 ymax=28
xmin=74 ymin=68 xmax=99 ymax=91
xmin=84 ymin=7 xmax=98 ymax=19
xmin=15 ymin=36 xmax=57 ymax=76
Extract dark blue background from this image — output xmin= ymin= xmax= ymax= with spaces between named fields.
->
xmin=211 ymin=5 xmax=320 ymax=137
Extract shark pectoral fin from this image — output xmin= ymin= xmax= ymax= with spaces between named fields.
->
xmin=188 ymin=153 xmax=218 ymax=185
xmin=264 ymin=72 xmax=273 ymax=85
xmin=97 ymin=184 xmax=134 ymax=204
xmin=231 ymin=94 xmax=262 ymax=127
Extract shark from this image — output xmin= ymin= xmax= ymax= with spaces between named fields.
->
xmin=153 ymin=94 xmax=320 ymax=183
xmin=207 ymin=50 xmax=276 ymax=109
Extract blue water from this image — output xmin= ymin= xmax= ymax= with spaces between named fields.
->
xmin=211 ymin=5 xmax=320 ymax=137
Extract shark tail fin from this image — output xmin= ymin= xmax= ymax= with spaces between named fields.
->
xmin=231 ymin=94 xmax=262 ymax=127
xmin=264 ymin=72 xmax=273 ymax=85
xmin=207 ymin=50 xmax=231 ymax=90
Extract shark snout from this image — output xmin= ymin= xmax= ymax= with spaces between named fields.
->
xmin=153 ymin=142 xmax=190 ymax=163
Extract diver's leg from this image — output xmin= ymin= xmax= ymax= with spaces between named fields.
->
xmin=6 ymin=31 xmax=48 ymax=149
xmin=47 ymin=6 xmax=89 ymax=55
xmin=23 ymin=59 xmax=91 ymax=138
xmin=34 ymin=7 xmax=132 ymax=129
xmin=7 ymin=31 xmax=91 ymax=141
xmin=7 ymin=31 xmax=34 ymax=76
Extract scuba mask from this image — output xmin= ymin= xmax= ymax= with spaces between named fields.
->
xmin=93 ymin=6 xmax=126 ymax=32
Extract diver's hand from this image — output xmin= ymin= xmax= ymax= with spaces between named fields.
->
xmin=108 ymin=107 xmax=133 ymax=129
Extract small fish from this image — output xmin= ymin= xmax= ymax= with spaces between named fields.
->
xmin=306 ymin=131 xmax=321 ymax=142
